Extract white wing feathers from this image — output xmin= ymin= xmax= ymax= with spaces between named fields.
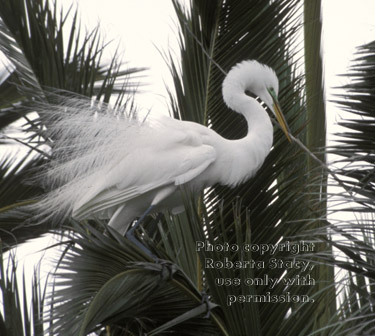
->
xmin=72 ymin=122 xmax=216 ymax=219
xmin=174 ymin=145 xmax=216 ymax=185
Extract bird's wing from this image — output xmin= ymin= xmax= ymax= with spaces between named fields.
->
xmin=72 ymin=125 xmax=216 ymax=219
xmin=173 ymin=145 xmax=216 ymax=185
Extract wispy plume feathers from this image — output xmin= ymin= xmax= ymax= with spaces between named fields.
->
xmin=31 ymin=95 xmax=146 ymax=225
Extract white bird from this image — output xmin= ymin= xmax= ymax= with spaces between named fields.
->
xmin=37 ymin=60 xmax=290 ymax=239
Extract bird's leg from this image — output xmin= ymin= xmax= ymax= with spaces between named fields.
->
xmin=128 ymin=205 xmax=154 ymax=235
xmin=126 ymin=205 xmax=157 ymax=259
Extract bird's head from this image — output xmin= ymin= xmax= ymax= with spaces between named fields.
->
xmin=223 ymin=60 xmax=291 ymax=142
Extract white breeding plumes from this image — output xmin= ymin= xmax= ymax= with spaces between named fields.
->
xmin=45 ymin=101 xmax=141 ymax=186
xmin=34 ymin=60 xmax=290 ymax=234
xmin=36 ymin=99 xmax=151 ymax=219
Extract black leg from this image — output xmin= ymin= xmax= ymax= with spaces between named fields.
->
xmin=126 ymin=205 xmax=158 ymax=259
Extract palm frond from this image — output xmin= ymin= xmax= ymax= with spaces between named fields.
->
xmin=315 ymin=39 xmax=375 ymax=334
xmin=48 ymin=222 xmax=226 ymax=336
xmin=303 ymin=0 xmax=336 ymax=329
xmin=0 ymin=0 xmax=143 ymax=133
xmin=0 ymin=152 xmax=50 ymax=250
xmin=0 ymin=242 xmax=50 ymax=336
xmin=331 ymin=40 xmax=375 ymax=205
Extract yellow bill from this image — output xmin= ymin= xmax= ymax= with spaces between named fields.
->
xmin=268 ymin=89 xmax=291 ymax=142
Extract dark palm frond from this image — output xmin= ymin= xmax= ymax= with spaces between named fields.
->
xmin=0 ymin=0 xmax=143 ymax=133
xmin=0 ymin=152 xmax=50 ymax=251
xmin=0 ymin=242 xmax=50 ymax=336
xmin=330 ymin=40 xmax=375 ymax=205
xmin=46 ymin=193 xmax=323 ymax=335
xmin=303 ymin=1 xmax=336 ymax=329
xmin=0 ymin=70 xmax=25 ymax=133
xmin=48 ymin=222 xmax=227 ymax=336
xmin=303 ymin=223 xmax=375 ymax=336
xmin=312 ymin=39 xmax=375 ymax=335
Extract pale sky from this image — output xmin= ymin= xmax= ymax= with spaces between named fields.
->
xmin=322 ymin=0 xmax=375 ymax=131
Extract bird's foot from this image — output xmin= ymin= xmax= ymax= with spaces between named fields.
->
xmin=125 ymin=228 xmax=158 ymax=260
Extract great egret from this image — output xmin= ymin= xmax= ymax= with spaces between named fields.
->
xmin=36 ymin=60 xmax=290 ymax=248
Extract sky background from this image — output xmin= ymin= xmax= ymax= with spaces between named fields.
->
xmin=9 ymin=0 xmax=375 ymax=285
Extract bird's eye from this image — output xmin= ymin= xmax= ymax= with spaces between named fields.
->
xmin=267 ymin=87 xmax=278 ymax=101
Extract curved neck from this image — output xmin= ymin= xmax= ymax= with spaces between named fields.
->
xmin=225 ymin=90 xmax=272 ymax=136
xmin=220 ymin=92 xmax=273 ymax=187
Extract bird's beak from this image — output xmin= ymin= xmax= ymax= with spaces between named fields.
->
xmin=268 ymin=90 xmax=291 ymax=142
